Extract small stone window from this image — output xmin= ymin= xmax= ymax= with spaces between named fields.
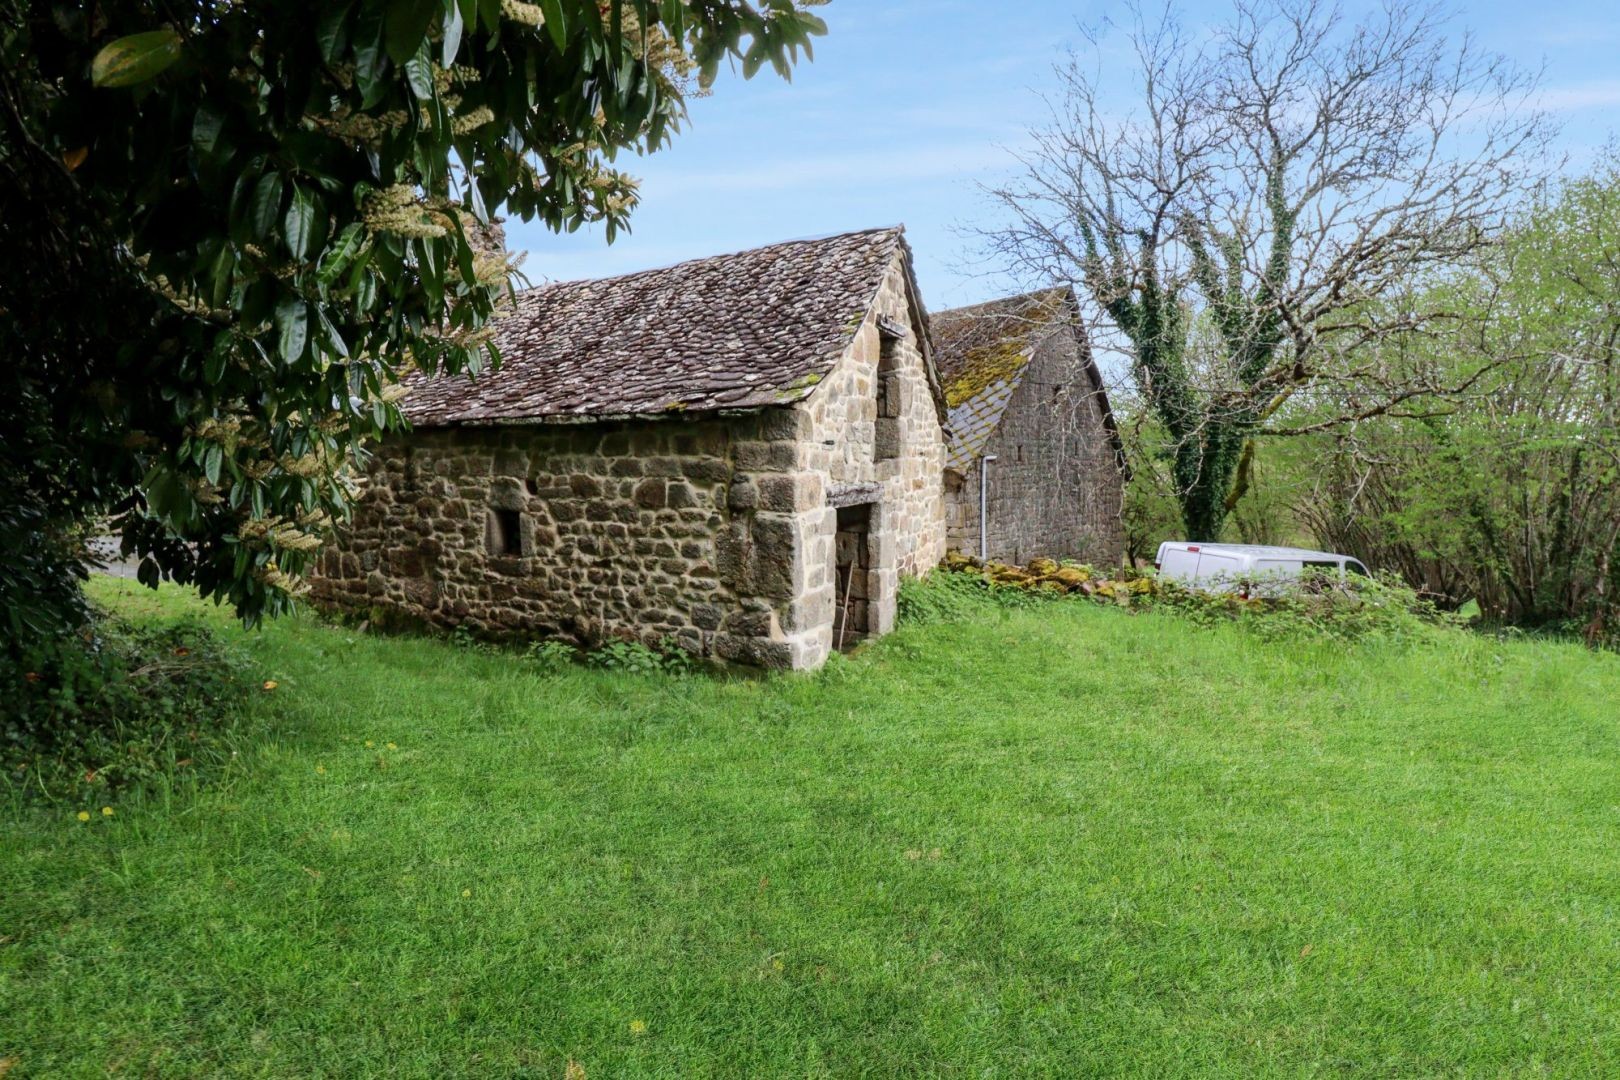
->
xmin=875 ymin=330 xmax=902 ymax=461
xmin=486 ymin=508 xmax=523 ymax=557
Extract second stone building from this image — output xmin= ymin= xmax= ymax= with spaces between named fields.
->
xmin=312 ymin=227 xmax=948 ymax=669
xmin=931 ymin=287 xmax=1127 ymax=566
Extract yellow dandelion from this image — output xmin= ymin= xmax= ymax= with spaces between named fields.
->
xmin=101 ymin=806 xmax=114 ymax=817
xmin=461 ymin=888 xmax=471 ymax=897
xmin=315 ymin=765 xmax=327 ymax=775
xmin=386 ymin=742 xmax=398 ymax=750
xmin=772 ymin=958 xmax=784 ymax=972
xmin=262 ymin=679 xmax=279 ymax=691
xmin=76 ymin=810 xmax=90 ymax=822
xmin=629 ymin=1019 xmax=647 ymax=1036
xmin=364 ymin=740 xmax=375 ymax=748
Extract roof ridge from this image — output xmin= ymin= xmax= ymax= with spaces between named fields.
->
xmin=932 ymin=284 xmax=1074 ymax=321
xmin=513 ymin=225 xmax=906 ymax=296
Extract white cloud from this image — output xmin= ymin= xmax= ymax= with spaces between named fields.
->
xmin=1536 ymin=80 xmax=1620 ymax=113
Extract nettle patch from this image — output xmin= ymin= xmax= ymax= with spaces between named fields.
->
xmin=3 ymin=611 xmax=258 ymax=802
xmin=905 ymin=553 xmax=1460 ymax=644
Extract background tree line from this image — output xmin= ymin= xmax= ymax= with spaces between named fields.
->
xmin=984 ymin=0 xmax=1620 ymax=646
xmin=1113 ymin=158 xmax=1620 ymax=644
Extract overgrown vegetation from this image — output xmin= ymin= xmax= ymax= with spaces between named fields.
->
xmin=3 ymin=607 xmax=254 ymax=803
xmin=1296 ymin=167 xmax=1620 ymax=646
xmin=905 ymin=554 xmax=1458 ymax=645
xmin=1111 ymin=160 xmax=1620 ymax=649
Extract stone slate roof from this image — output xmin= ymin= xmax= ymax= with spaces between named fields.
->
xmin=931 ymin=287 xmax=1123 ymax=473
xmin=404 ymin=226 xmax=919 ymax=427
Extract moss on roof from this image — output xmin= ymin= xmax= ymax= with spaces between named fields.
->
xmin=943 ymin=340 xmax=1031 ymax=408
xmin=932 ymin=287 xmax=1071 ymax=411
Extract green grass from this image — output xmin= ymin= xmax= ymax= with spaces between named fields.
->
xmin=4 ymin=579 xmax=1620 ymax=1077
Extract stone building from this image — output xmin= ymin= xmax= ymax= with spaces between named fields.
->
xmin=312 ymin=227 xmax=948 ymax=670
xmin=931 ymin=287 xmax=1126 ymax=566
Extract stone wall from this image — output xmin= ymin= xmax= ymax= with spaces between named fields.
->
xmin=311 ymin=410 xmax=824 ymax=668
xmin=312 ymin=256 xmax=949 ymax=670
xmin=944 ymin=328 xmax=1125 ymax=565
xmin=796 ymin=257 xmax=948 ymax=652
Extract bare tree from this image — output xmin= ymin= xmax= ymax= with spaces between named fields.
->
xmin=979 ymin=0 xmax=1552 ymax=540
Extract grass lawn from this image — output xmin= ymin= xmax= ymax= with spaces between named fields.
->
xmin=5 ymin=579 xmax=1620 ymax=1076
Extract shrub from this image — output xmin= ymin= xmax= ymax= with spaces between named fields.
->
xmin=1150 ymin=570 xmax=1463 ymax=644
xmin=898 ymin=568 xmax=1046 ymax=626
xmin=583 ymin=638 xmax=697 ymax=676
xmin=905 ymin=555 xmax=1460 ymax=644
xmin=526 ymin=640 xmax=579 ymax=674
xmin=2 ymin=610 xmax=254 ymax=802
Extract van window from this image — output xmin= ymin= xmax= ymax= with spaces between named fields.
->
xmin=1345 ymin=560 xmax=1370 ymax=577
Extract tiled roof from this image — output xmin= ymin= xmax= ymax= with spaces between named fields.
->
xmin=403 ymin=227 xmax=911 ymax=427
xmin=943 ymin=377 xmax=1021 ymax=472
xmin=931 ymin=287 xmax=1124 ymax=474
xmin=932 ymin=288 xmax=1069 ymax=471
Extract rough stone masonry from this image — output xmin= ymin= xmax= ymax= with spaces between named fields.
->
xmin=313 ymin=227 xmax=948 ymax=670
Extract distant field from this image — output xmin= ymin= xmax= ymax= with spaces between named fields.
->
xmin=3 ymin=578 xmax=1619 ymax=1076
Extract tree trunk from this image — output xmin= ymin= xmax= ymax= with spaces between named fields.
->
xmin=1172 ymin=416 xmax=1247 ymax=541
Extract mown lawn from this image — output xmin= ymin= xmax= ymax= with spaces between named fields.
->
xmin=4 ymin=579 xmax=1620 ymax=1077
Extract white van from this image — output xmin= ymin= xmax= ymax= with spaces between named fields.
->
xmin=1154 ymin=543 xmax=1370 ymax=592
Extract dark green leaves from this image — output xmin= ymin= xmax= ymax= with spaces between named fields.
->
xmin=385 ymin=0 xmax=439 ymax=64
xmin=192 ymin=102 xmax=228 ymax=161
xmin=317 ymin=3 xmax=354 ymax=64
xmin=249 ymin=173 xmax=284 ymax=241
xmin=319 ymin=223 xmax=368 ymax=287
xmin=208 ymin=243 xmax=235 ymax=309
xmin=284 ymin=185 xmax=325 ymax=260
xmin=443 ymin=0 xmax=466 ymax=65
xmin=353 ymin=8 xmax=390 ymax=108
xmin=274 ymin=295 xmax=310 ymax=363
xmin=12 ymin=0 xmax=824 ymax=639
xmin=404 ymin=54 xmax=434 ymax=100
xmin=91 ymin=28 xmax=182 ymax=88
xmin=537 ymin=0 xmax=570 ymax=51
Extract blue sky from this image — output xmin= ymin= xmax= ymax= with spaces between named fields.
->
xmin=505 ymin=0 xmax=1620 ymax=312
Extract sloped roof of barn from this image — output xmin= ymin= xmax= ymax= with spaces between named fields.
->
xmin=403 ymin=226 xmax=936 ymax=427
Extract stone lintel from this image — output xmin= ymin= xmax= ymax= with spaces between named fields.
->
xmin=826 ymin=482 xmax=882 ymax=509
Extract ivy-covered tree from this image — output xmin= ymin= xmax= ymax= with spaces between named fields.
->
xmin=0 ymin=0 xmax=825 ymax=654
xmin=980 ymin=0 xmax=1547 ymax=540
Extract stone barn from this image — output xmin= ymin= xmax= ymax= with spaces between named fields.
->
xmin=312 ymin=227 xmax=948 ymax=670
xmin=931 ymin=287 xmax=1126 ymax=566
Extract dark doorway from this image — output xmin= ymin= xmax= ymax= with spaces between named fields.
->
xmin=833 ymin=503 xmax=874 ymax=649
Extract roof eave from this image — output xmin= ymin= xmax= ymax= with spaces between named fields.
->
xmin=406 ymin=402 xmax=786 ymax=430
